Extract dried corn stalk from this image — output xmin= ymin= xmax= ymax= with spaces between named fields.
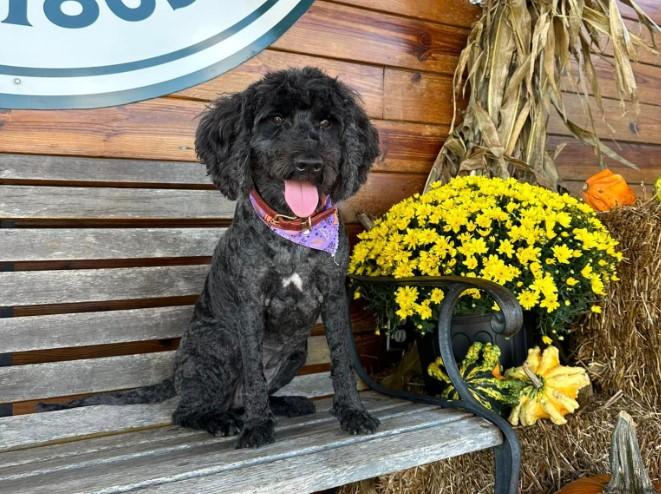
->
xmin=424 ymin=0 xmax=660 ymax=192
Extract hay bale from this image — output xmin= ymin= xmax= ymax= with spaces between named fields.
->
xmin=339 ymin=394 xmax=661 ymax=494
xmin=575 ymin=201 xmax=661 ymax=408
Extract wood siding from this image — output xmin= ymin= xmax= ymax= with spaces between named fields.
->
xmin=0 ymin=1 xmax=659 ymax=408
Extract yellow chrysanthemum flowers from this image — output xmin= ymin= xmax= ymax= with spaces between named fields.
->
xmin=349 ymin=177 xmax=621 ymax=339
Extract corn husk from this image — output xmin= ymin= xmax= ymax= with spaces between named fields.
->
xmin=425 ymin=0 xmax=660 ymax=192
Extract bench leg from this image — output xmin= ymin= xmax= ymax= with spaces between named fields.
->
xmin=494 ymin=441 xmax=519 ymax=494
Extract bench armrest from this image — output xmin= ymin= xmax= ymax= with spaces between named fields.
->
xmin=346 ymin=275 xmax=523 ymax=494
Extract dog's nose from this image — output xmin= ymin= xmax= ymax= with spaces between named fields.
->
xmin=294 ymin=157 xmax=323 ymax=173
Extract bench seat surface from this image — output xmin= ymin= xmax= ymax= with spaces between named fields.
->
xmin=0 ymin=391 xmax=501 ymax=494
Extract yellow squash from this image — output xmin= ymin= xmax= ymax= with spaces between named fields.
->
xmin=506 ymin=346 xmax=590 ymax=426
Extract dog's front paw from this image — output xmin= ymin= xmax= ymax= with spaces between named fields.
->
xmin=236 ymin=419 xmax=275 ymax=449
xmin=334 ymin=407 xmax=380 ymax=435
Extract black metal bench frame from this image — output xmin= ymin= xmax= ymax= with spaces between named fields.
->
xmin=347 ymin=275 xmax=522 ymax=494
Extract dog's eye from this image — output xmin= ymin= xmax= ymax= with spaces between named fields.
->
xmin=319 ymin=119 xmax=331 ymax=129
xmin=271 ymin=115 xmax=284 ymax=124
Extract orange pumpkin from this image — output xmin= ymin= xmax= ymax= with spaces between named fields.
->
xmin=582 ymin=169 xmax=636 ymax=212
xmin=556 ymin=412 xmax=660 ymax=494
xmin=557 ymin=475 xmax=661 ymax=493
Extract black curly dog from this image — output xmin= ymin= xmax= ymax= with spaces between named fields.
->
xmin=41 ymin=67 xmax=381 ymax=449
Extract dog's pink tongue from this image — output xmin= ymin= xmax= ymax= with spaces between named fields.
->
xmin=284 ymin=180 xmax=319 ymax=217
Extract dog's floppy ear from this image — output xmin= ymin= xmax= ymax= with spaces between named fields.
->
xmin=332 ymin=83 xmax=380 ymax=202
xmin=195 ymin=91 xmax=253 ymax=200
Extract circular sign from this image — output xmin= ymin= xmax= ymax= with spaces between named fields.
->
xmin=0 ymin=0 xmax=314 ymax=109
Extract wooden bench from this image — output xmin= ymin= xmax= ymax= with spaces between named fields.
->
xmin=0 ymin=154 xmax=522 ymax=493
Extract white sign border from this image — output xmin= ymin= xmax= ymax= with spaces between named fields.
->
xmin=0 ymin=0 xmax=314 ymax=109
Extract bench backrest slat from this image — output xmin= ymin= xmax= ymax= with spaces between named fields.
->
xmin=0 ymin=352 xmax=176 ymax=402
xmin=0 ymin=154 xmax=209 ymax=184
xmin=1 ymin=265 xmax=209 ymax=306
xmin=0 ymin=228 xmax=224 ymax=261
xmin=0 ymin=336 xmax=330 ymax=402
xmin=0 ymin=306 xmax=193 ymax=353
xmin=0 ymin=186 xmax=235 ymax=219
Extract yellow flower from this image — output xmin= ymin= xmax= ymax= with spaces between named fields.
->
xmin=542 ymin=335 xmax=553 ymax=345
xmin=517 ymin=246 xmax=541 ymax=264
xmin=464 ymin=256 xmax=479 ymax=270
xmin=481 ymin=254 xmax=520 ymax=284
xmin=581 ymin=264 xmax=593 ymax=279
xmin=353 ymin=290 xmax=361 ymax=300
xmin=591 ymin=305 xmax=602 ymax=314
xmin=540 ymin=296 xmax=560 ymax=312
xmin=532 ymin=274 xmax=558 ymax=299
xmin=498 ymin=239 xmax=515 ymax=258
xmin=417 ymin=300 xmax=433 ymax=320
xmin=566 ymin=277 xmax=579 ymax=287
xmin=430 ymin=288 xmax=445 ymax=304
xmin=458 ymin=237 xmax=488 ymax=257
xmin=518 ymin=290 xmax=539 ymax=310
xmin=590 ymin=275 xmax=605 ymax=295
xmin=552 ymin=244 xmax=574 ymax=264
xmin=462 ymin=288 xmax=482 ymax=299
xmin=393 ymin=263 xmax=415 ymax=278
xmin=395 ymin=286 xmax=418 ymax=320
xmin=418 ymin=251 xmax=441 ymax=276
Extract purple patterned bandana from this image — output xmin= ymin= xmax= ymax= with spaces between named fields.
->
xmin=249 ymin=192 xmax=340 ymax=257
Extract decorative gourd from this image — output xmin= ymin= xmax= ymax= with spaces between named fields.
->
xmin=582 ymin=169 xmax=636 ymax=212
xmin=506 ymin=346 xmax=590 ymax=426
xmin=427 ymin=342 xmax=523 ymax=413
xmin=556 ymin=412 xmax=661 ymax=494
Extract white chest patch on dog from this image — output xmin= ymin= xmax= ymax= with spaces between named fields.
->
xmin=282 ymin=273 xmax=304 ymax=291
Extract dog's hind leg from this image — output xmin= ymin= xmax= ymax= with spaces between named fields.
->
xmin=172 ymin=328 xmax=243 ymax=437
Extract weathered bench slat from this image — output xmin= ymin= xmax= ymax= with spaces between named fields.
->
xmin=0 ymin=338 xmax=332 ymax=401
xmin=0 ymin=352 xmax=175 ymax=402
xmin=0 ymin=306 xmax=194 ymax=352
xmin=146 ymin=416 xmax=500 ymax=494
xmin=0 ymin=399 xmax=177 ymax=453
xmin=0 ymin=373 xmax=349 ymax=454
xmin=0 ymin=154 xmax=209 ymax=184
xmin=0 ymin=228 xmax=224 ymax=262
xmin=0 ymin=405 xmax=485 ymax=494
xmin=0 ymin=186 xmax=234 ymax=219
xmin=0 ymin=393 xmax=400 ymax=470
xmin=0 ymin=304 xmax=331 ymax=358
xmin=0 ymin=265 xmax=208 ymax=306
